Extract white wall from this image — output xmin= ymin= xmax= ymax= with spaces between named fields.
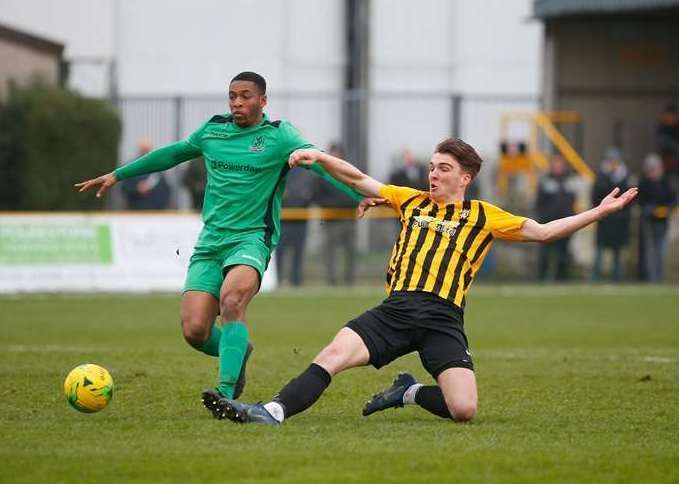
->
xmin=369 ymin=0 xmax=541 ymax=189
xmin=451 ymin=0 xmax=542 ymax=175
xmin=111 ymin=0 xmax=347 ymax=162
xmin=0 ymin=0 xmax=345 ymax=101
xmin=451 ymin=0 xmax=540 ymax=95
xmin=1 ymin=0 xmax=542 ymax=197
xmin=117 ymin=0 xmax=344 ymax=96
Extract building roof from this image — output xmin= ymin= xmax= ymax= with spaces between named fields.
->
xmin=0 ymin=22 xmax=64 ymax=57
xmin=534 ymin=0 xmax=679 ymax=18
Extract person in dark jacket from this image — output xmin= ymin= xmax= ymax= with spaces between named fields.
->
xmin=591 ymin=148 xmax=631 ymax=281
xmin=536 ymin=155 xmax=578 ymax=281
xmin=182 ymin=157 xmax=207 ymax=210
xmin=121 ymin=140 xmax=171 ymax=210
xmin=656 ymin=102 xmax=679 ymax=180
xmin=276 ymin=167 xmax=315 ymax=286
xmin=313 ymin=143 xmax=357 ymax=286
xmin=638 ymin=153 xmax=676 ymax=282
xmin=388 ymin=148 xmax=429 ymax=190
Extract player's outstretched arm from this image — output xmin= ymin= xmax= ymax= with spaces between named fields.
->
xmin=75 ymin=140 xmax=200 ymax=198
xmin=289 ymin=149 xmax=383 ymax=198
xmin=520 ymin=187 xmax=638 ymax=242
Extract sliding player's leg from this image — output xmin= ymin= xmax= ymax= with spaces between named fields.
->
xmin=217 ymin=327 xmax=370 ymax=424
xmin=218 ymin=295 xmax=419 ymax=425
xmin=364 ymin=322 xmax=477 ymax=422
xmin=418 ymin=324 xmax=477 ymax=421
xmin=362 ymin=368 xmax=477 ymax=422
xmin=434 ymin=367 xmax=477 ymax=421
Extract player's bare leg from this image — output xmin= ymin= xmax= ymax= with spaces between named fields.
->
xmin=181 ymin=290 xmax=234 ymax=415
xmin=202 ymin=265 xmax=259 ymax=417
xmin=180 ymin=291 xmax=219 ymax=352
xmin=363 ymin=367 xmax=477 ymax=422
xmin=217 ymin=327 xmax=370 ymax=424
xmin=312 ymin=327 xmax=371 ymax=375
xmin=220 ymin=265 xmax=260 ymax=322
xmin=214 ymin=265 xmax=259 ymax=399
xmin=436 ymin=367 xmax=477 ymax=422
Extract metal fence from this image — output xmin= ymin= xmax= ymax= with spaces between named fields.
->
xmin=107 ymin=91 xmax=679 ymax=284
xmin=113 ymin=91 xmax=540 ymax=208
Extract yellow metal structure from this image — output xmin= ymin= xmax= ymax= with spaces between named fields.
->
xmin=498 ymin=111 xmax=595 ymax=195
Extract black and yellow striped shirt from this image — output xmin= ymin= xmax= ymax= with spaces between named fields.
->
xmin=380 ymin=185 xmax=528 ymax=309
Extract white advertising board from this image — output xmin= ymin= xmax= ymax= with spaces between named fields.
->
xmin=0 ymin=213 xmax=277 ymax=294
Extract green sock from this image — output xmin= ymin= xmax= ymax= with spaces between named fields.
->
xmin=198 ymin=323 xmax=221 ymax=357
xmin=217 ymin=321 xmax=249 ymax=398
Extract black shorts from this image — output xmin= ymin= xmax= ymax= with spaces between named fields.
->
xmin=346 ymin=291 xmax=473 ymax=378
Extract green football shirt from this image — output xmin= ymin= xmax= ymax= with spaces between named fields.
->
xmin=114 ymin=113 xmax=361 ymax=251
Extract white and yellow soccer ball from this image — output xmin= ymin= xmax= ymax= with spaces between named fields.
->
xmin=64 ymin=364 xmax=114 ymax=413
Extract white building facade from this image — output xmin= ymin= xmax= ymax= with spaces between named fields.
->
xmin=1 ymin=0 xmax=542 ymax=193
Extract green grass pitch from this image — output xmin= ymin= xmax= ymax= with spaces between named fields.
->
xmin=1 ymin=285 xmax=678 ymax=483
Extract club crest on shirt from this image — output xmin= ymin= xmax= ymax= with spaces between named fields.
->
xmin=249 ymin=135 xmax=266 ymax=152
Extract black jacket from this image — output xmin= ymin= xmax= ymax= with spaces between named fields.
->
xmin=592 ymin=171 xmax=631 ymax=248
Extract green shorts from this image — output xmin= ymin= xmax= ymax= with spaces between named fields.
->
xmin=183 ymin=235 xmax=272 ymax=300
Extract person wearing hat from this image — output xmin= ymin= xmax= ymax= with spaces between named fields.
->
xmin=638 ymin=153 xmax=676 ymax=281
xmin=591 ymin=147 xmax=632 ymax=281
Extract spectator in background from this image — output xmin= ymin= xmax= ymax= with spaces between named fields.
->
xmin=276 ymin=167 xmax=315 ymax=286
xmin=122 ymin=139 xmax=171 ymax=210
xmin=656 ymin=102 xmax=679 ymax=180
xmin=182 ymin=157 xmax=207 ymax=210
xmin=387 ymin=148 xmax=429 ymax=241
xmin=536 ymin=154 xmax=578 ymax=281
xmin=638 ymin=153 xmax=676 ymax=282
xmin=591 ymin=148 xmax=631 ymax=281
xmin=314 ymin=143 xmax=357 ymax=286
xmin=388 ymin=148 xmax=429 ymax=190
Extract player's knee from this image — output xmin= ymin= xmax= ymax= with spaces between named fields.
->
xmin=447 ymin=399 xmax=477 ymax=422
xmin=181 ymin=317 xmax=209 ymax=349
xmin=220 ymin=289 xmax=247 ymax=320
xmin=313 ymin=343 xmax=348 ymax=375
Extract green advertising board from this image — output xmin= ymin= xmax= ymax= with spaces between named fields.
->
xmin=0 ymin=222 xmax=113 ymax=264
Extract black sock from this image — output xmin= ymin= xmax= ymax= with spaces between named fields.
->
xmin=274 ymin=363 xmax=332 ymax=419
xmin=414 ymin=385 xmax=452 ymax=419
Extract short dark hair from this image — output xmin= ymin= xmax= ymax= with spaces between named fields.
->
xmin=230 ymin=71 xmax=266 ymax=94
xmin=435 ymin=138 xmax=483 ymax=178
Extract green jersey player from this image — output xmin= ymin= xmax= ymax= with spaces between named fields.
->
xmin=76 ymin=72 xmax=363 ymax=415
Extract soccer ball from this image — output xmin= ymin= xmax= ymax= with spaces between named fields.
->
xmin=63 ymin=364 xmax=114 ymax=413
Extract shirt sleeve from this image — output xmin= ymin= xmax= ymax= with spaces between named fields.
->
xmin=379 ymin=184 xmax=423 ymax=216
xmin=114 ymin=140 xmax=201 ymax=181
xmin=279 ymin=121 xmax=314 ymax=157
xmin=185 ymin=121 xmax=209 ymax=150
xmin=483 ymin=202 xmax=528 ymax=241
xmin=278 ymin=120 xmax=362 ymax=202
xmin=307 ymin=163 xmax=363 ymax=202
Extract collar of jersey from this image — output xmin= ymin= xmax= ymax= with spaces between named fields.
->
xmin=229 ymin=113 xmax=270 ymax=132
xmin=429 ymin=195 xmax=465 ymax=208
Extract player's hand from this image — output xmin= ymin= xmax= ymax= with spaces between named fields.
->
xmin=597 ymin=187 xmax=638 ymax=217
xmin=288 ymin=149 xmax=322 ymax=168
xmin=74 ymin=172 xmax=118 ymax=198
xmin=357 ymin=197 xmax=391 ymax=219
